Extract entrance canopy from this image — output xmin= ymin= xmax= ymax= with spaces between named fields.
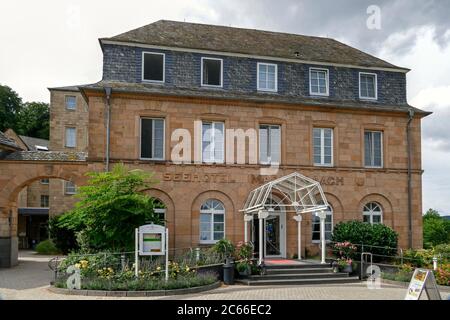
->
xmin=242 ymin=172 xmax=329 ymax=214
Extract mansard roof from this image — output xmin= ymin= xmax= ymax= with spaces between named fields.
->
xmin=101 ymin=20 xmax=408 ymax=72
xmin=78 ymin=80 xmax=431 ymax=116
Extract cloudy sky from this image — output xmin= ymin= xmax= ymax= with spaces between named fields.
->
xmin=1 ymin=0 xmax=449 ymax=214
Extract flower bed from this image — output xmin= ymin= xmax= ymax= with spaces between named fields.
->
xmin=54 ymin=250 xmax=221 ymax=292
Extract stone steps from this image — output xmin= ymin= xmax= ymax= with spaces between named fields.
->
xmin=236 ymin=276 xmax=360 ymax=286
xmin=235 ymin=261 xmax=360 ymax=286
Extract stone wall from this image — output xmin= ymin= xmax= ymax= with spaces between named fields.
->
xmin=85 ymin=93 xmax=425 ymax=252
xmin=49 ymin=90 xmax=89 ymax=152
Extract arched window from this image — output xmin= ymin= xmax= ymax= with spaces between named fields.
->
xmin=312 ymin=205 xmax=333 ymax=242
xmin=153 ymin=199 xmax=166 ymax=224
xmin=200 ymin=199 xmax=225 ymax=243
xmin=363 ymin=202 xmax=383 ymax=224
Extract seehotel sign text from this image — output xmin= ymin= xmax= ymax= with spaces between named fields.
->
xmin=163 ymin=173 xmax=344 ymax=186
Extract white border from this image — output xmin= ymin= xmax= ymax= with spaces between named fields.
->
xmin=363 ymin=202 xmax=383 ymax=224
xmin=139 ymin=117 xmax=166 ymax=161
xmin=309 ymin=67 xmax=329 ymax=96
xmin=313 ymin=127 xmax=333 ymax=167
xmin=201 ymin=121 xmax=225 ymax=163
xmin=359 ymin=72 xmax=378 ymax=100
xmin=259 ymin=124 xmax=281 ymax=164
xmin=102 ymin=40 xmax=410 ymax=73
xmin=142 ymin=52 xmax=165 ymax=83
xmin=364 ymin=130 xmax=383 ymax=168
xmin=201 ymin=57 xmax=223 ymax=88
xmin=199 ymin=199 xmax=225 ymax=244
xmin=257 ymin=62 xmax=278 ymax=92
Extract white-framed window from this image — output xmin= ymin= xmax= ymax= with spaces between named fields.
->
xmin=364 ymin=130 xmax=383 ymax=168
xmin=65 ymin=96 xmax=77 ymax=110
xmin=65 ymin=127 xmax=76 ymax=148
xmin=363 ymin=202 xmax=383 ymax=224
xmin=202 ymin=121 xmax=224 ymax=163
xmin=359 ymin=72 xmax=377 ymax=100
xmin=153 ymin=199 xmax=166 ymax=225
xmin=201 ymin=57 xmax=223 ymax=87
xmin=313 ymin=128 xmax=333 ymax=166
xmin=140 ymin=118 xmax=165 ymax=160
xmin=200 ymin=199 xmax=225 ymax=243
xmin=40 ymin=195 xmax=49 ymax=208
xmin=312 ymin=206 xmax=333 ymax=242
xmin=309 ymin=68 xmax=329 ymax=96
xmin=142 ymin=52 xmax=165 ymax=83
xmin=64 ymin=181 xmax=76 ymax=195
xmin=259 ymin=124 xmax=281 ymax=164
xmin=257 ymin=63 xmax=277 ymax=92
xmin=40 ymin=179 xmax=49 ymax=185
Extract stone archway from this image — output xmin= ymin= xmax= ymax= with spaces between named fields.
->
xmin=0 ymin=160 xmax=89 ymax=267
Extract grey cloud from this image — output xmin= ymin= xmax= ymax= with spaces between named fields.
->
xmin=422 ymin=103 xmax=450 ymax=151
xmin=185 ymin=0 xmax=450 ymax=57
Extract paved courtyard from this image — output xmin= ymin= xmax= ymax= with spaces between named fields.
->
xmin=1 ymin=251 xmax=448 ymax=300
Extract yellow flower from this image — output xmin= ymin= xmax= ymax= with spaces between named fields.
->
xmin=156 ymin=266 xmax=161 ymax=271
xmin=74 ymin=263 xmax=81 ymax=269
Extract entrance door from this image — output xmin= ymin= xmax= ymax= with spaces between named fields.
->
xmin=264 ymin=210 xmax=286 ymax=258
xmin=251 ymin=196 xmax=287 ymax=259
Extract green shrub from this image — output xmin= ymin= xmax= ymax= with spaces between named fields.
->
xmin=331 ymin=221 xmax=398 ymax=259
xmin=434 ymin=244 xmax=450 ymax=258
xmin=35 ymin=239 xmax=59 ymax=255
xmin=423 ymin=209 xmax=450 ymax=248
xmin=212 ymin=239 xmax=235 ymax=259
xmin=55 ymin=272 xmax=217 ymax=291
xmin=48 ymin=215 xmax=78 ymax=254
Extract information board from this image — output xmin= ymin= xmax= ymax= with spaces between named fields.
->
xmin=405 ymin=268 xmax=441 ymax=300
xmin=138 ymin=224 xmax=166 ymax=256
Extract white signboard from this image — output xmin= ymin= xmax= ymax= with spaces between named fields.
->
xmin=135 ymin=224 xmax=169 ymax=281
xmin=138 ymin=224 xmax=166 ymax=256
xmin=405 ymin=268 xmax=441 ymax=300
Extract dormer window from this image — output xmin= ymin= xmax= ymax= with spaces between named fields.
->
xmin=309 ymin=68 xmax=329 ymax=96
xmin=257 ymin=63 xmax=277 ymax=92
xmin=142 ymin=52 xmax=165 ymax=82
xmin=359 ymin=72 xmax=377 ymax=100
xmin=201 ymin=57 xmax=223 ymax=87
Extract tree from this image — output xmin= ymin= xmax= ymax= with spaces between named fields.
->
xmin=17 ymin=102 xmax=50 ymax=139
xmin=58 ymin=163 xmax=163 ymax=252
xmin=0 ymin=84 xmax=22 ymax=132
xmin=423 ymin=208 xmax=450 ymax=248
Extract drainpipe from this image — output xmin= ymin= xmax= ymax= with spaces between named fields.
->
xmin=104 ymin=87 xmax=112 ymax=172
xmin=407 ymin=108 xmax=414 ymax=249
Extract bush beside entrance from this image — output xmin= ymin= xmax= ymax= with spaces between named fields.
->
xmin=331 ymin=221 xmax=398 ymax=259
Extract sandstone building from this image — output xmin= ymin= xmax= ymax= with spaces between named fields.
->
xmin=0 ymin=20 xmax=430 ymax=266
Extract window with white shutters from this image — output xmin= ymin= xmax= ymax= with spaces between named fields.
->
xmin=202 ymin=121 xmax=224 ymax=163
xmin=313 ymin=128 xmax=333 ymax=166
xmin=364 ymin=131 xmax=383 ymax=167
xmin=259 ymin=125 xmax=281 ymax=164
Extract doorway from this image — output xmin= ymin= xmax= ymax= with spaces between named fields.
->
xmin=252 ymin=196 xmax=286 ymax=259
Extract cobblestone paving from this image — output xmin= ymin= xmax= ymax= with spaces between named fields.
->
xmin=1 ymin=252 xmax=449 ymax=300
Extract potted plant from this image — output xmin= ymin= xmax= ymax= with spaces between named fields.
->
xmin=236 ymin=261 xmax=251 ymax=276
xmin=337 ymin=258 xmax=353 ymax=273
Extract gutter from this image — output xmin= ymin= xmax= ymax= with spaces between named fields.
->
xmin=104 ymin=87 xmax=112 ymax=171
xmin=407 ymin=108 xmax=415 ymax=248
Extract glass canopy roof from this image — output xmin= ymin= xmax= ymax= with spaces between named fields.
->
xmin=241 ymin=172 xmax=329 ymax=214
